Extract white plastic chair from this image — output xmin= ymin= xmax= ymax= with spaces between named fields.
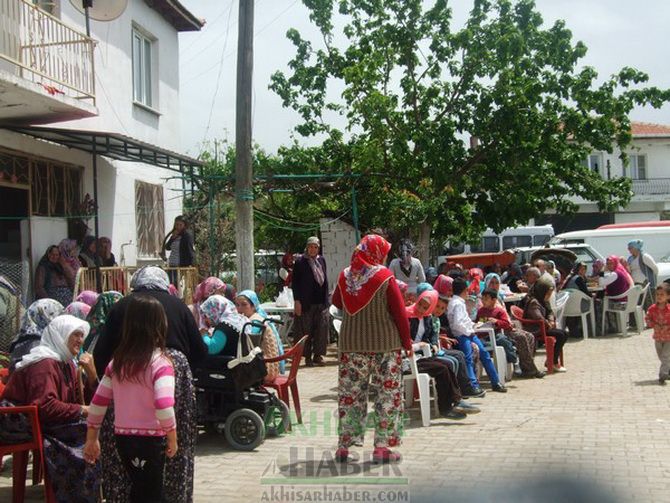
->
xmin=637 ymin=284 xmax=650 ymax=326
xmin=601 ymin=285 xmax=645 ymax=337
xmin=554 ymin=292 xmax=570 ymax=329
xmin=403 ymin=347 xmax=439 ymax=427
xmin=474 ymin=327 xmax=508 ymax=385
xmin=559 ymin=289 xmax=595 ymax=339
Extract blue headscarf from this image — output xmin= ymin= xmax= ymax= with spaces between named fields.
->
xmin=238 ymin=290 xmax=285 ymax=373
xmin=416 ymin=282 xmax=434 ymax=296
xmin=628 ymin=239 xmax=643 ymax=251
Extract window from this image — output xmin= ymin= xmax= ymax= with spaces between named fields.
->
xmin=502 ymin=235 xmax=532 ymax=249
xmin=27 ymin=160 xmax=82 ymax=218
xmin=135 ymin=181 xmax=165 ymax=258
xmin=628 ymin=154 xmax=647 ymax=180
xmin=32 ymin=0 xmax=57 ymax=15
xmin=583 ymin=153 xmax=603 ymax=175
xmin=533 ymin=234 xmax=551 ymax=246
xmin=132 ymin=28 xmax=154 ymax=107
xmin=470 ymin=236 xmax=500 ymax=253
xmin=444 ymin=242 xmax=465 ymax=255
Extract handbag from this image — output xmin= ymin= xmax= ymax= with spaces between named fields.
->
xmin=227 ymin=330 xmax=267 ymax=389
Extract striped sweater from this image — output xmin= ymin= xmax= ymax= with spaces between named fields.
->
xmin=87 ymin=350 xmax=176 ymax=436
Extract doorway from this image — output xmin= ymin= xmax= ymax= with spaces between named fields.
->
xmin=0 ymin=186 xmax=29 ymax=260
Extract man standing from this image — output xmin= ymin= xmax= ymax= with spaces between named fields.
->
xmin=293 ymin=236 xmax=329 ymax=366
xmin=388 ymin=240 xmax=426 ymax=298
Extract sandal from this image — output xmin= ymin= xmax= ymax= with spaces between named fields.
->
xmin=373 ymin=447 xmax=402 ymax=464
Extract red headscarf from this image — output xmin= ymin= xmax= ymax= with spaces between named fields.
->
xmin=337 ymin=234 xmax=393 ymax=315
xmin=467 ymin=268 xmax=483 ymax=295
xmin=406 ymin=289 xmax=439 ymax=318
xmin=433 ymin=275 xmax=453 ymax=297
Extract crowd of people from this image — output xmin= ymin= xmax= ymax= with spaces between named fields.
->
xmin=1 ymin=228 xmax=667 ymax=498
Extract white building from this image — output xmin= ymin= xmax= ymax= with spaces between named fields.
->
xmin=540 ymin=121 xmax=670 ymax=233
xmin=0 ymin=0 xmax=203 ymax=298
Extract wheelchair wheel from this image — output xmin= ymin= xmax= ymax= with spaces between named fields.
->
xmin=265 ymin=398 xmax=291 ymax=436
xmin=224 ymin=408 xmax=265 ymax=451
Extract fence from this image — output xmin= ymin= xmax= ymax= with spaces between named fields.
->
xmin=74 ymin=266 xmax=199 ymax=302
xmin=0 ymin=260 xmax=27 ymax=352
xmin=0 ymin=0 xmax=95 ymax=102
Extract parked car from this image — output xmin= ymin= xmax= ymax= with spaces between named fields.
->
xmin=514 ymin=244 xmax=604 ymax=276
xmin=655 ymin=254 xmax=670 ymax=285
xmin=550 ymin=226 xmax=670 ymax=261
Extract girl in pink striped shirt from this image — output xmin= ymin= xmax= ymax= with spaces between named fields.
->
xmin=83 ymin=295 xmax=177 ymax=503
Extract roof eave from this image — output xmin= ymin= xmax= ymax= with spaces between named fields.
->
xmin=145 ymin=0 xmax=204 ymax=32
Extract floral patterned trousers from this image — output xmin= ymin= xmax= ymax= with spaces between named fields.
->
xmin=338 ymin=351 xmax=404 ymax=449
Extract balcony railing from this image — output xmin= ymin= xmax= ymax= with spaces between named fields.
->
xmin=631 ymin=178 xmax=670 ymax=196
xmin=0 ymin=0 xmax=95 ymax=102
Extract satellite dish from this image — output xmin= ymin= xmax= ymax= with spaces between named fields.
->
xmin=69 ymin=0 xmax=128 ymax=21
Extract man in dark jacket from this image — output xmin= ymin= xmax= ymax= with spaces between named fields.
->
xmin=292 ymin=236 xmax=329 ymax=366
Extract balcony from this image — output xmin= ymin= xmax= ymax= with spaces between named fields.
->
xmin=631 ymin=178 xmax=670 ymax=196
xmin=0 ymin=0 xmax=97 ymax=124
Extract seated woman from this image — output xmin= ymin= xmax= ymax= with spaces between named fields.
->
xmin=64 ymin=301 xmax=91 ymax=320
xmin=546 ymin=260 xmax=562 ymax=285
xmin=235 ymin=289 xmax=285 ymax=381
xmin=9 ymin=299 xmax=64 ymax=372
xmin=198 ymin=294 xmax=249 ymax=358
xmin=406 ymin=289 xmax=480 ymax=417
xmin=76 ymin=290 xmax=99 ymax=307
xmin=504 ymin=264 xmax=525 ymax=293
xmin=189 ymin=277 xmax=235 ymax=333
xmin=1 ymin=315 xmax=101 ymax=502
xmin=522 ymin=277 xmax=569 ymax=373
xmin=563 ymin=262 xmax=590 ymax=296
xmin=599 ymin=255 xmax=634 ymax=297
xmin=81 ymin=291 xmax=124 ymax=355
xmin=34 ymin=245 xmax=76 ymax=306
xmin=477 ymin=289 xmax=544 ymax=378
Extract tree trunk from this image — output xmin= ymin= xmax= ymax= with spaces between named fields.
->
xmin=417 ymin=221 xmax=431 ymax=267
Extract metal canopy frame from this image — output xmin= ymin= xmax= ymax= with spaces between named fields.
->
xmin=4 ymin=126 xmax=204 ymax=174
xmin=4 ymin=125 xmax=203 ymax=237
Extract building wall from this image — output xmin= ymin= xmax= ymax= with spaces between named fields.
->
xmin=0 ymin=0 xmax=195 ymax=273
xmin=57 ymin=0 xmax=182 ymax=150
xmin=0 ymin=129 xmax=183 ymax=270
xmin=320 ymin=219 xmax=358 ymax=293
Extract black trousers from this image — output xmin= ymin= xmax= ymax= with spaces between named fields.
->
xmin=547 ymin=328 xmax=569 ymax=365
xmin=441 ymin=349 xmax=471 ymax=393
xmin=115 ymin=434 xmax=167 ymax=503
xmin=416 ymin=357 xmax=462 ymax=415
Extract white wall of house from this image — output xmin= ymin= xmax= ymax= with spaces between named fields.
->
xmin=57 ymin=0 xmax=182 ymax=149
xmin=0 ymin=0 xmax=200 ymax=278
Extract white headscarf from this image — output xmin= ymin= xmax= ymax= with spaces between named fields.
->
xmin=16 ymin=315 xmax=90 ymax=370
xmin=130 ymin=266 xmax=170 ymax=292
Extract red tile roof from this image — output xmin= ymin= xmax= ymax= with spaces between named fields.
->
xmin=630 ymin=121 xmax=670 ymax=137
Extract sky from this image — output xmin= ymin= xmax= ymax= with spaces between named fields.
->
xmin=177 ymin=0 xmax=670 ymax=156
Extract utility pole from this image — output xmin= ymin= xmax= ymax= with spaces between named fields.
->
xmin=235 ymin=0 xmax=255 ymax=290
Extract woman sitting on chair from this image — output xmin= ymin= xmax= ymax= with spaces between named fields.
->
xmin=522 ymin=277 xmax=569 ymax=373
xmin=235 ymin=290 xmax=284 ymax=382
xmin=1 ymin=315 xmax=101 ymax=502
xmin=406 ymin=288 xmax=480 ymax=418
xmin=198 ymin=295 xmax=249 ymax=358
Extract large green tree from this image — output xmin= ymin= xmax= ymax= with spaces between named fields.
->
xmin=270 ymin=0 xmax=670 ymax=262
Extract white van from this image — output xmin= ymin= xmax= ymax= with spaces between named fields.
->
xmin=550 ymin=227 xmax=670 ymax=261
xmin=443 ymin=225 xmax=554 ymax=255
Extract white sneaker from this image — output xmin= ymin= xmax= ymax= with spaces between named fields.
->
xmin=554 ymin=366 xmax=567 ymax=373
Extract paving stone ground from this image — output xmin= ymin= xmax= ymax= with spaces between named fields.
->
xmin=3 ymin=329 xmax=670 ymax=502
